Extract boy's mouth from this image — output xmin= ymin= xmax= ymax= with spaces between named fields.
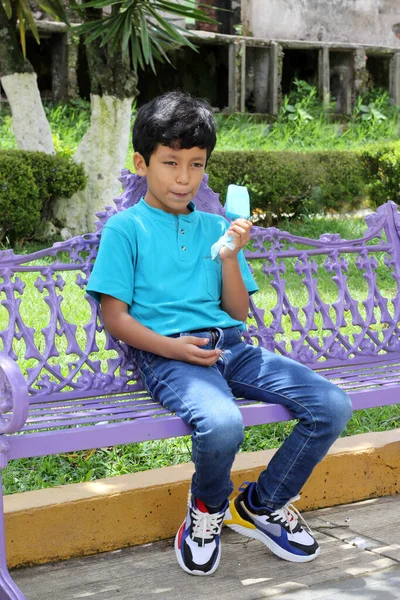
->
xmin=171 ymin=191 xmax=190 ymax=199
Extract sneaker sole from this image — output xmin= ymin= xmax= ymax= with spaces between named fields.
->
xmin=224 ymin=506 xmax=320 ymax=563
xmin=174 ymin=528 xmax=221 ymax=576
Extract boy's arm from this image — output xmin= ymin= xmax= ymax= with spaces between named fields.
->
xmin=220 ymin=218 xmax=253 ymax=322
xmin=101 ymin=295 xmax=222 ymax=366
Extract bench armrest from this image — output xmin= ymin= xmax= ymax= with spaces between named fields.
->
xmin=0 ymin=352 xmax=29 ymax=434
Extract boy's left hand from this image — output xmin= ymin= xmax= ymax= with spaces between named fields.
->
xmin=220 ymin=218 xmax=252 ymax=260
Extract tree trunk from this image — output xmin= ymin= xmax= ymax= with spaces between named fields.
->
xmin=52 ymin=93 xmax=134 ymax=234
xmin=52 ymin=36 xmax=138 ymax=235
xmin=0 ymin=5 xmax=55 ymax=154
xmin=1 ymin=73 xmax=55 ymax=154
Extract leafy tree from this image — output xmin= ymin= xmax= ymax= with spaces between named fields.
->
xmin=0 ymin=0 xmax=215 ymax=234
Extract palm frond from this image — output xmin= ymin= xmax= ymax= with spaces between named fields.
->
xmin=2 ymin=0 xmax=68 ymax=56
xmin=15 ymin=2 xmax=27 ymax=56
xmin=38 ymin=0 xmax=69 ymax=24
xmin=152 ymin=1 xmax=216 ymax=22
xmin=1 ymin=0 xmax=12 ymax=19
xmin=19 ymin=0 xmax=40 ymax=44
xmin=73 ymin=0 xmax=218 ymax=72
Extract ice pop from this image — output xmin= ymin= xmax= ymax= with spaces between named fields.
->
xmin=210 ymin=185 xmax=251 ymax=260
xmin=225 ymin=184 xmax=250 ymax=220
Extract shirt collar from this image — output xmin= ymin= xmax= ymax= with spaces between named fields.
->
xmin=138 ymin=198 xmax=198 ymax=224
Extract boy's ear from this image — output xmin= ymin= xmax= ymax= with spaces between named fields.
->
xmin=133 ymin=152 xmax=147 ymax=176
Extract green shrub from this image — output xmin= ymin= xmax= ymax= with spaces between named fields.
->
xmin=0 ymin=153 xmax=40 ymax=243
xmin=0 ymin=150 xmax=86 ymax=243
xmin=207 ymin=150 xmax=367 ymax=222
xmin=360 ymin=142 xmax=400 ymax=208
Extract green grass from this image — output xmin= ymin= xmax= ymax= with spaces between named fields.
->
xmin=2 ymin=215 xmax=399 ymax=495
xmin=214 ymin=84 xmax=400 ymax=151
xmin=1 ymin=84 xmax=399 ymax=161
xmin=0 ymin=100 xmax=91 ymax=156
xmin=4 ymin=404 xmax=399 ymax=495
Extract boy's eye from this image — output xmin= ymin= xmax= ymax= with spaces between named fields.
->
xmin=164 ymin=161 xmax=177 ymax=166
xmin=193 ymin=163 xmax=204 ymax=168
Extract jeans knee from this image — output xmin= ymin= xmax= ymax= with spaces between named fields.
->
xmin=324 ymin=386 xmax=352 ymax=436
xmin=196 ymin=411 xmax=244 ymax=454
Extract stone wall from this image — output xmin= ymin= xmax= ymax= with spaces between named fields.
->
xmin=242 ymin=0 xmax=400 ymax=48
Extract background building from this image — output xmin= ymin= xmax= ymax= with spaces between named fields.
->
xmin=6 ymin=0 xmax=400 ymax=114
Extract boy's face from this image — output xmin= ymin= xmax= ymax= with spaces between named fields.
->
xmin=134 ymin=144 xmax=207 ymax=215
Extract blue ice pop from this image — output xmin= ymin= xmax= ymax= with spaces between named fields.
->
xmin=210 ymin=185 xmax=251 ymax=260
xmin=225 ymin=184 xmax=250 ymax=220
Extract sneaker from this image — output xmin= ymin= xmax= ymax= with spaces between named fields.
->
xmin=224 ymin=482 xmax=320 ymax=563
xmin=175 ymin=492 xmax=228 ymax=576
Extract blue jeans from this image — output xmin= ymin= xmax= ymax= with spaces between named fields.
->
xmin=133 ymin=326 xmax=352 ymax=510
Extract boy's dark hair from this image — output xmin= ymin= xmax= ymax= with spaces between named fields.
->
xmin=132 ymin=91 xmax=217 ymax=165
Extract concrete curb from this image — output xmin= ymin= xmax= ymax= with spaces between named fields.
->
xmin=5 ymin=429 xmax=400 ymax=568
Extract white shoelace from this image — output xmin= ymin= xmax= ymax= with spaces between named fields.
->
xmin=270 ymin=495 xmax=313 ymax=535
xmin=191 ymin=507 xmax=223 ymax=547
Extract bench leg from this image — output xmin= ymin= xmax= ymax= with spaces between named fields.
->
xmin=0 ymin=473 xmax=26 ymax=600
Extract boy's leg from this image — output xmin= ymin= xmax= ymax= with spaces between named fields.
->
xmin=135 ymin=348 xmax=243 ymax=506
xmin=220 ymin=334 xmax=352 ymax=561
xmin=224 ymin=342 xmax=352 ymax=506
xmin=134 ymin=341 xmax=244 ymax=575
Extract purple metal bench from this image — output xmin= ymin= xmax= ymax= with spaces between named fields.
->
xmin=1 ymin=171 xmax=400 ymax=599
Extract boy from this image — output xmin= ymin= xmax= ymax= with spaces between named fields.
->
xmin=86 ymin=91 xmax=352 ymax=577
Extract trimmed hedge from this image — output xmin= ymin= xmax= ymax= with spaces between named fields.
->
xmin=3 ymin=145 xmax=399 ymax=243
xmin=0 ymin=150 xmax=86 ymax=243
xmin=207 ymin=150 xmax=368 ymax=222
xmin=361 ymin=142 xmax=400 ymax=208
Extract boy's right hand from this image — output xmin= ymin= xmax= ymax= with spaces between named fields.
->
xmin=100 ymin=296 xmax=221 ymax=366
xmin=168 ymin=336 xmax=222 ymax=366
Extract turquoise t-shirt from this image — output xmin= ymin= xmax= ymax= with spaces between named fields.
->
xmin=86 ymin=198 xmax=258 ymax=336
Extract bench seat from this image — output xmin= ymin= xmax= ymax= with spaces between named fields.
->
xmin=3 ymin=351 xmax=399 ymax=461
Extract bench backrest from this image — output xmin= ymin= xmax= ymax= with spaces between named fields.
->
xmin=1 ymin=171 xmax=400 ymax=401
xmin=244 ymin=206 xmax=400 ymax=368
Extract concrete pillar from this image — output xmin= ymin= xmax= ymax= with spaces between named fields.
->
xmin=66 ymin=33 xmax=79 ymax=99
xmin=253 ymin=47 xmax=269 ymax=113
xmin=343 ymin=54 xmax=353 ymax=115
xmin=228 ymin=43 xmax=237 ymax=112
xmin=228 ymin=39 xmax=246 ymax=112
xmin=269 ymin=41 xmax=280 ymax=116
xmin=318 ymin=46 xmax=330 ymax=107
xmin=52 ymin=33 xmax=68 ymax=101
xmin=239 ymin=40 xmax=246 ymax=112
xmin=353 ymin=48 xmax=368 ymax=98
xmin=330 ymin=52 xmax=352 ymax=115
xmin=390 ymin=52 xmax=400 ymax=107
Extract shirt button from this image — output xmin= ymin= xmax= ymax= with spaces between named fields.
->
xmin=182 ymin=246 xmax=186 ymax=251
xmin=181 ymin=229 xmax=185 ymax=234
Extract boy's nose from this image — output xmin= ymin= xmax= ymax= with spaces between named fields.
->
xmin=176 ymin=167 xmax=189 ymax=184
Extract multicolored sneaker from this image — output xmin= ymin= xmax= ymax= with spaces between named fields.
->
xmin=175 ymin=493 xmax=228 ymax=576
xmin=224 ymin=482 xmax=320 ymax=563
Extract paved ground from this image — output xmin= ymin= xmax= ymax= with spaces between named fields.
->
xmin=12 ymin=494 xmax=400 ymax=600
